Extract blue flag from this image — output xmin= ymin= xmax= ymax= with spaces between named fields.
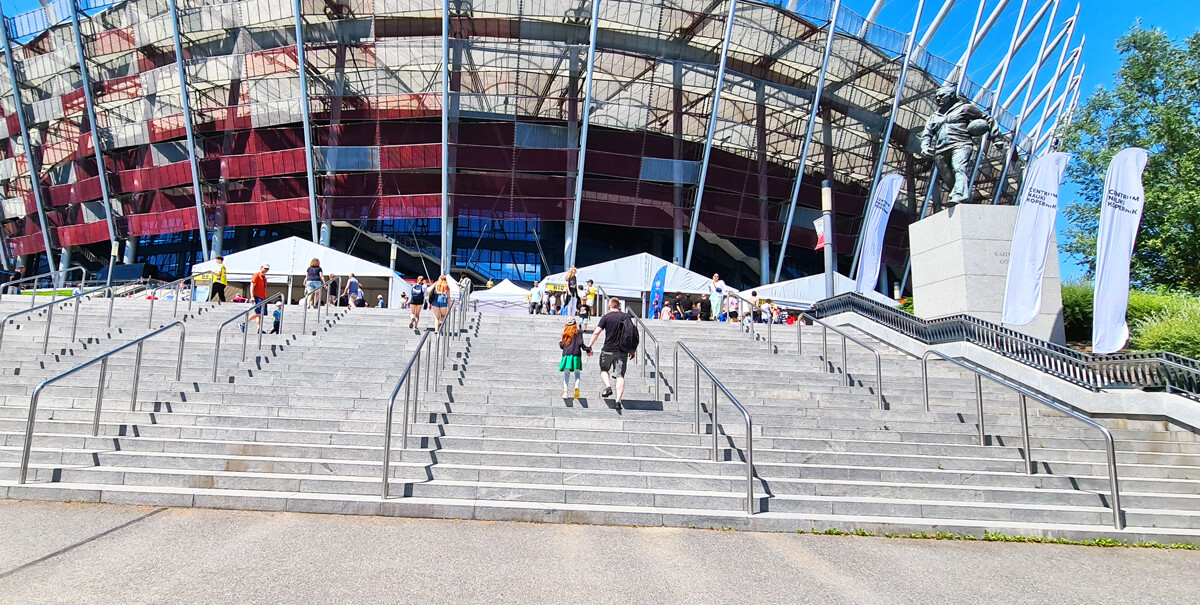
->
xmin=648 ymin=265 xmax=667 ymax=319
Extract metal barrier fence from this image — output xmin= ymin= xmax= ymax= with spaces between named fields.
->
xmin=0 ymin=286 xmax=124 ymax=354
xmin=811 ymin=293 xmax=1200 ymax=399
xmin=17 ymin=320 xmax=187 ymax=485
xmin=211 ymin=293 xmax=285 ymax=381
xmin=0 ymin=267 xmax=88 ymax=305
xmin=672 ymin=341 xmax=756 ymax=515
xmin=921 ymin=350 xmax=1124 ymax=530
xmin=145 ymin=272 xmax=215 ymax=328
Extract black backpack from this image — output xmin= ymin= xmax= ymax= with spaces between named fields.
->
xmin=616 ymin=312 xmax=640 ymax=354
xmin=411 ymin=283 xmax=426 ymax=304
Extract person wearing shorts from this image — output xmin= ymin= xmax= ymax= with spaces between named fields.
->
xmin=409 ymin=277 xmax=427 ymax=329
xmin=430 ymin=275 xmax=450 ymax=330
xmin=240 ymin=264 xmax=269 ymax=333
xmin=343 ymin=273 xmax=362 ymax=308
xmin=586 ymin=298 xmax=634 ymax=410
xmin=304 ymin=259 xmax=324 ymax=308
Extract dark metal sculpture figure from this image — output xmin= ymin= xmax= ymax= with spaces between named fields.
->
xmin=920 ymin=86 xmax=998 ymax=207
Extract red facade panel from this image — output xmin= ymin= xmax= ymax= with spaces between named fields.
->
xmin=56 ymin=220 xmax=110 ymax=247
xmin=127 ymin=207 xmax=199 ymax=236
xmin=225 ymin=198 xmax=311 ymax=227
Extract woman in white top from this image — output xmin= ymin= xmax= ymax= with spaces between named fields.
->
xmin=705 ymin=273 xmax=726 ymax=320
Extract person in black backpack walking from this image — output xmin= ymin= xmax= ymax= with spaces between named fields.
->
xmin=408 ymin=276 xmax=428 ymax=330
xmin=586 ymin=298 xmax=639 ymax=410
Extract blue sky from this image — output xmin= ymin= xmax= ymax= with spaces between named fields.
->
xmin=1 ymin=0 xmax=1196 ymax=281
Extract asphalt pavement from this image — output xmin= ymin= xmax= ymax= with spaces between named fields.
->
xmin=1 ymin=500 xmax=1197 ymax=604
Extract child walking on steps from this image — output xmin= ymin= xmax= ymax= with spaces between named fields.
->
xmin=558 ymin=318 xmax=591 ymax=399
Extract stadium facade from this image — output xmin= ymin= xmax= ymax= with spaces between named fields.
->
xmin=0 ymin=0 xmax=1083 ymax=289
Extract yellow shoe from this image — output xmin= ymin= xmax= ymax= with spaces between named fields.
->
xmin=574 ymin=388 xmax=580 ymax=399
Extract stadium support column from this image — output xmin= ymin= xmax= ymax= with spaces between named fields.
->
xmin=293 ymin=0 xmax=320 ymax=244
xmin=57 ymin=247 xmax=72 ymax=285
xmin=567 ymin=0 xmax=601 ymax=270
xmin=772 ymin=0 xmax=839 ymax=282
xmin=672 ymin=67 xmax=685 ymax=266
xmin=167 ymin=0 xmax=209 ymax=260
xmin=918 ymin=0 xmax=957 ymax=49
xmin=68 ymin=0 xmax=118 ymax=278
xmin=992 ymin=0 xmax=1069 ymax=205
xmin=683 ymin=0 xmax=739 ymax=270
xmin=755 ymin=82 xmax=769 ymax=284
xmin=849 ymin=0 xmax=926 ymax=280
xmin=440 ymin=0 xmax=452 ymax=274
xmin=0 ymin=7 xmax=56 ymax=272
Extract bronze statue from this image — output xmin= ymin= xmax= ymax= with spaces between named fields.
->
xmin=920 ymin=86 xmax=998 ymax=207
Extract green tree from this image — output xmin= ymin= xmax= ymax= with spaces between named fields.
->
xmin=1059 ymin=25 xmax=1200 ymax=292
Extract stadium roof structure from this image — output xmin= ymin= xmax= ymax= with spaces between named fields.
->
xmin=0 ymin=0 xmax=1085 ymax=289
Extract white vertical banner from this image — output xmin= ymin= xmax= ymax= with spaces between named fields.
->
xmin=1001 ymin=152 xmax=1071 ymax=325
xmin=854 ymin=174 xmax=904 ymax=293
xmin=1092 ymin=147 xmax=1151 ymax=354
xmin=812 ymin=216 xmax=827 ymax=249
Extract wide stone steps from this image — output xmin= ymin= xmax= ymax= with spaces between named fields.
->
xmin=2 ymin=307 xmax=1197 ymax=541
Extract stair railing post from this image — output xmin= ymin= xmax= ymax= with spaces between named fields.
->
xmin=71 ymin=297 xmax=82 ymax=343
xmin=1019 ymin=393 xmax=1033 ymax=474
xmin=241 ymin=315 xmax=250 ymax=362
xmin=921 ymin=353 xmax=931 ymax=412
xmin=402 ymin=368 xmax=412 ymax=449
xmin=130 ymin=341 xmax=145 ymax=411
xmin=841 ymin=335 xmax=849 ymax=386
xmin=975 ymin=373 xmax=985 ymax=445
xmin=42 ymin=303 xmax=54 ymax=354
xmin=92 ymin=358 xmax=108 ymax=436
xmin=711 ymin=378 xmax=719 ymax=461
xmin=767 ymin=316 xmax=773 ymax=354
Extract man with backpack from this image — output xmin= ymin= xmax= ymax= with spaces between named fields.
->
xmin=586 ymin=298 xmax=639 ymax=410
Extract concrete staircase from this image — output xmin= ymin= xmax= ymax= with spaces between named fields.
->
xmin=2 ymin=304 xmax=1198 ymax=543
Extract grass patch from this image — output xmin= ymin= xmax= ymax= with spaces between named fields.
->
xmin=811 ymin=527 xmax=1197 ymax=549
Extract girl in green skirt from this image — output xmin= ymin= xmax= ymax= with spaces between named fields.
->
xmin=559 ymin=318 xmax=591 ymax=399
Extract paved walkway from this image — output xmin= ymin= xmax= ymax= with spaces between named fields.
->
xmin=2 ymin=500 xmax=1198 ymax=604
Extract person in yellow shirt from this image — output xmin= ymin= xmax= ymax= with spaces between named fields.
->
xmin=210 ymin=256 xmax=227 ymax=302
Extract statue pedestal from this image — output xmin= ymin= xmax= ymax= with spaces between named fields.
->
xmin=909 ymin=204 xmax=1065 ymax=344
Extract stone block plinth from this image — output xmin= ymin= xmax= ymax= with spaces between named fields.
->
xmin=909 ymin=204 xmax=1065 ymax=344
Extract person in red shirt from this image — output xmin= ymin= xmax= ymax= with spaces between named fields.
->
xmin=241 ymin=264 xmax=270 ymax=333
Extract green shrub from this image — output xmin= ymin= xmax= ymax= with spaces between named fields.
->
xmin=897 ymin=298 xmax=914 ymax=314
xmin=1060 ymin=281 xmax=1093 ymax=342
xmin=1131 ymin=303 xmax=1200 ymax=358
xmin=1126 ymin=289 xmax=1195 ymax=326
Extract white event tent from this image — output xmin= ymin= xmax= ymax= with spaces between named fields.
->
xmin=474 ymin=279 xmax=532 ymax=302
xmin=538 ymin=253 xmax=712 ymax=300
xmin=192 ymin=237 xmax=411 ymax=307
xmin=473 ymin=279 xmax=532 ymax=315
xmin=752 ymin=273 xmax=897 ymax=308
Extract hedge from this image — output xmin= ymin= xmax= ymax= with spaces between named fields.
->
xmin=1060 ymin=282 xmax=1200 ymax=356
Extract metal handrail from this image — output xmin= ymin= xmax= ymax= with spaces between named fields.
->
xmin=210 ymin=293 xmax=285 ymax=381
xmin=0 ymin=266 xmax=88 ymax=306
xmin=800 ymin=313 xmax=884 ymax=409
xmin=629 ymin=312 xmax=662 ymax=403
xmin=921 ymin=350 xmax=1124 ymax=530
xmin=672 ymin=341 xmax=756 ymax=515
xmin=146 ymin=271 xmax=215 ymax=328
xmin=381 ymin=330 xmax=433 ymax=498
xmin=812 ymin=292 xmax=1200 ymax=399
xmin=17 ymin=320 xmax=187 ymax=485
xmin=301 ymin=275 xmax=342 ymax=334
xmin=0 ymin=286 xmax=116 ymax=354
